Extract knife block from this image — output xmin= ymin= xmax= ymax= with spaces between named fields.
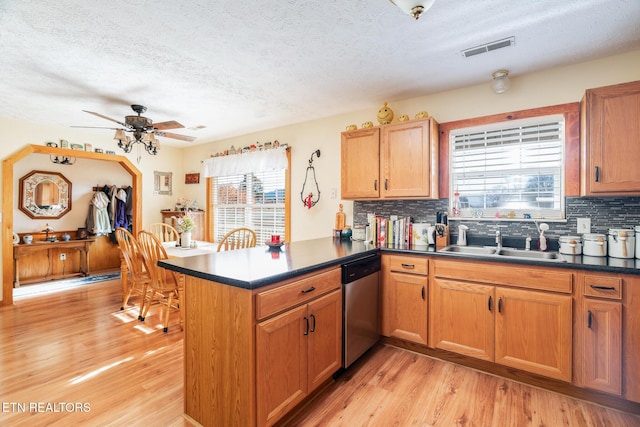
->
xmin=435 ymin=226 xmax=450 ymax=248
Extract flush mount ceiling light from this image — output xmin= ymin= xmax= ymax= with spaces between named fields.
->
xmin=389 ymin=0 xmax=435 ymax=20
xmin=491 ymin=70 xmax=511 ymax=94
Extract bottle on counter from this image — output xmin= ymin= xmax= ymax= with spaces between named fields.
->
xmin=452 ymin=190 xmax=461 ymax=217
xmin=335 ymin=203 xmax=346 ymax=231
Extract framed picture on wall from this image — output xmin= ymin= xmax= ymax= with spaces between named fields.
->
xmin=185 ymin=173 xmax=200 ymax=184
xmin=154 ymin=171 xmax=172 ymax=195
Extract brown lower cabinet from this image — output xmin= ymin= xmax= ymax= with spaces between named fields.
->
xmin=182 ymin=266 xmax=342 ymax=427
xmin=256 ymin=289 xmax=342 ymax=426
xmin=429 ymin=261 xmax=573 ymax=382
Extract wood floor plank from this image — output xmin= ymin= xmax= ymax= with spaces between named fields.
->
xmin=283 ymin=344 xmax=640 ymax=427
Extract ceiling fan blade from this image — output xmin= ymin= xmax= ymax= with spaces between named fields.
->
xmin=153 ymin=120 xmax=184 ymax=130
xmin=83 ymin=110 xmax=128 ymax=127
xmin=155 ymin=131 xmax=197 ymax=142
xmin=70 ymin=125 xmax=122 ymax=130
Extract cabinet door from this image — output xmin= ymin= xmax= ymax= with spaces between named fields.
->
xmin=307 ymin=290 xmax=342 ymax=391
xmin=430 ymin=278 xmax=494 ymax=361
xmin=380 ymin=119 xmax=437 ymax=199
xmin=495 ymin=288 xmax=572 ymax=382
xmin=256 ymin=305 xmax=308 ymax=427
xmin=383 ymin=271 xmax=428 ymax=344
xmin=583 ymin=299 xmax=622 ymax=395
xmin=341 ymin=128 xmax=380 ymax=199
xmin=583 ymin=81 xmax=640 ymax=195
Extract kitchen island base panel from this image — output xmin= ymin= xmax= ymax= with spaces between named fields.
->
xmin=183 ymin=275 xmax=255 ymax=427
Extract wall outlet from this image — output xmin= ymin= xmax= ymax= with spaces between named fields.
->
xmin=577 ymin=218 xmax=591 ymax=234
xmin=60 ymin=253 xmax=66 ymax=261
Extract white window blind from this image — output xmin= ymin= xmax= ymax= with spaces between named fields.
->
xmin=212 ymin=170 xmax=285 ymax=243
xmin=450 ymin=115 xmax=565 ymax=219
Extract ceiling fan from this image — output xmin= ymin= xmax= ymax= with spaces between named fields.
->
xmin=72 ymin=104 xmax=197 ymax=155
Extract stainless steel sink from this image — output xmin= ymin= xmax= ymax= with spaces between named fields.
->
xmin=439 ymin=245 xmax=565 ymax=262
xmin=496 ymin=248 xmax=565 ymax=261
xmin=439 ymin=245 xmax=497 ymax=256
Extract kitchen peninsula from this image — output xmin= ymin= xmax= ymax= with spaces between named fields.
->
xmin=159 ymin=238 xmax=640 ymax=426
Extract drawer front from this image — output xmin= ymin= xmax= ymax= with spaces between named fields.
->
xmin=583 ymin=275 xmax=622 ymax=300
xmin=434 ymin=259 xmax=573 ymax=294
xmin=255 ymin=268 xmax=341 ymax=320
xmin=388 ymin=255 xmax=429 ymax=275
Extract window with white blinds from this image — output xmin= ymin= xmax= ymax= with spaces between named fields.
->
xmin=450 ymin=115 xmax=565 ymax=219
xmin=212 ymin=170 xmax=286 ymax=243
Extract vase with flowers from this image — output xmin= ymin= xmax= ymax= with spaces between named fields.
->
xmin=175 ymin=211 xmax=195 ymax=248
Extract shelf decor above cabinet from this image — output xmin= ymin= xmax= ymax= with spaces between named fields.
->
xmin=341 ymin=118 xmax=439 ymax=200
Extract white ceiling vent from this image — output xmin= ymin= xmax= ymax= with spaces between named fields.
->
xmin=461 ymin=37 xmax=515 ymax=58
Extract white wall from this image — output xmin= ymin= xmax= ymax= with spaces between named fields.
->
xmin=1 ymin=49 xmax=639 ymax=301
xmin=182 ymin=50 xmax=640 ymax=242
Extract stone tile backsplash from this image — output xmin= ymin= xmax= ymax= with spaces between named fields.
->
xmin=354 ymin=197 xmax=640 ymax=248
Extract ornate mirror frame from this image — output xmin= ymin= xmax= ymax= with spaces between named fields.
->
xmin=19 ymin=170 xmax=72 ymax=219
xmin=154 ymin=170 xmax=172 ymax=195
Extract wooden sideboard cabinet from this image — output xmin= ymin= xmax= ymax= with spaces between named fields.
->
xmin=160 ymin=210 xmax=205 ymax=241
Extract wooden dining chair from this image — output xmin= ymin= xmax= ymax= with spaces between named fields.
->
xmin=147 ymin=223 xmax=180 ymax=243
xmin=137 ymin=230 xmax=184 ymax=332
xmin=115 ymin=228 xmax=151 ymax=320
xmin=216 ymin=227 xmax=257 ymax=252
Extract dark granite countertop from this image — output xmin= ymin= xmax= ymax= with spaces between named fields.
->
xmin=158 ymin=237 xmax=640 ymax=289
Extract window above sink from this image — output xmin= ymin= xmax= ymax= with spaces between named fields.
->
xmin=449 ymin=114 xmax=566 ymax=221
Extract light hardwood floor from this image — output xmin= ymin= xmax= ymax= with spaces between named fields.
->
xmin=2 ymin=279 xmax=639 ymax=426
xmin=0 ymin=278 xmax=189 ymax=426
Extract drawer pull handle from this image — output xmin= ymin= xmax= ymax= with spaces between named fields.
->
xmin=421 ymin=286 xmax=425 ymax=300
xmin=488 ymin=295 xmax=492 ymax=312
xmin=401 ymin=263 xmax=415 ymax=269
xmin=303 ymin=316 xmax=309 ymax=335
xmin=374 ymin=179 xmax=377 ymax=191
xmin=587 ymin=310 xmax=593 ymax=329
xmin=595 ymin=166 xmax=600 ymax=182
xmin=309 ymin=314 xmax=316 ymax=333
xmin=301 ymin=286 xmax=316 ymax=294
xmin=590 ymin=285 xmax=616 ymax=291
xmin=498 ymin=297 xmax=503 ymax=313
xmin=384 ymin=178 xmax=388 ymax=190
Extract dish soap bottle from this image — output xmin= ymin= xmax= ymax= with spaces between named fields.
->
xmin=538 ymin=223 xmax=549 ymax=251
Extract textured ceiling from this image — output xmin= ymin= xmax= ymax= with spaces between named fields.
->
xmin=1 ymin=0 xmax=640 ymax=147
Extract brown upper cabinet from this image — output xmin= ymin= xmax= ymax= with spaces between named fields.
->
xmin=341 ymin=118 xmax=439 ymax=200
xmin=581 ymin=80 xmax=640 ymax=196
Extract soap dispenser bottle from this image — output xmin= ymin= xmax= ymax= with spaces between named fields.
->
xmin=457 ymin=224 xmax=468 ymax=246
xmin=538 ymin=223 xmax=549 ymax=251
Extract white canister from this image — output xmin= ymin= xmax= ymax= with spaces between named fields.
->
xmin=582 ymin=233 xmax=607 ymax=257
xmin=636 ymin=226 xmax=640 ymax=259
xmin=558 ymin=235 xmax=582 ymax=255
xmin=608 ymin=228 xmax=635 ymax=259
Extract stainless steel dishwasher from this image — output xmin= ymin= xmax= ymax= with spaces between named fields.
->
xmin=342 ymin=253 xmax=381 ymax=368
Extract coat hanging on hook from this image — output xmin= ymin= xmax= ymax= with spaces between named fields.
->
xmin=301 ymin=149 xmax=321 ymax=209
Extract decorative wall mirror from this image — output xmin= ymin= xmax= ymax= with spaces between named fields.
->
xmin=19 ymin=170 xmax=72 ymax=219
xmin=154 ymin=171 xmax=172 ymax=195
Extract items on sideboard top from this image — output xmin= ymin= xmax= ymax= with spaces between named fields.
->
xmin=344 ymin=101 xmax=430 ymax=131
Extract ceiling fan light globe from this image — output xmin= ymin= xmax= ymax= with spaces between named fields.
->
xmin=390 ymin=0 xmax=435 ymax=19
